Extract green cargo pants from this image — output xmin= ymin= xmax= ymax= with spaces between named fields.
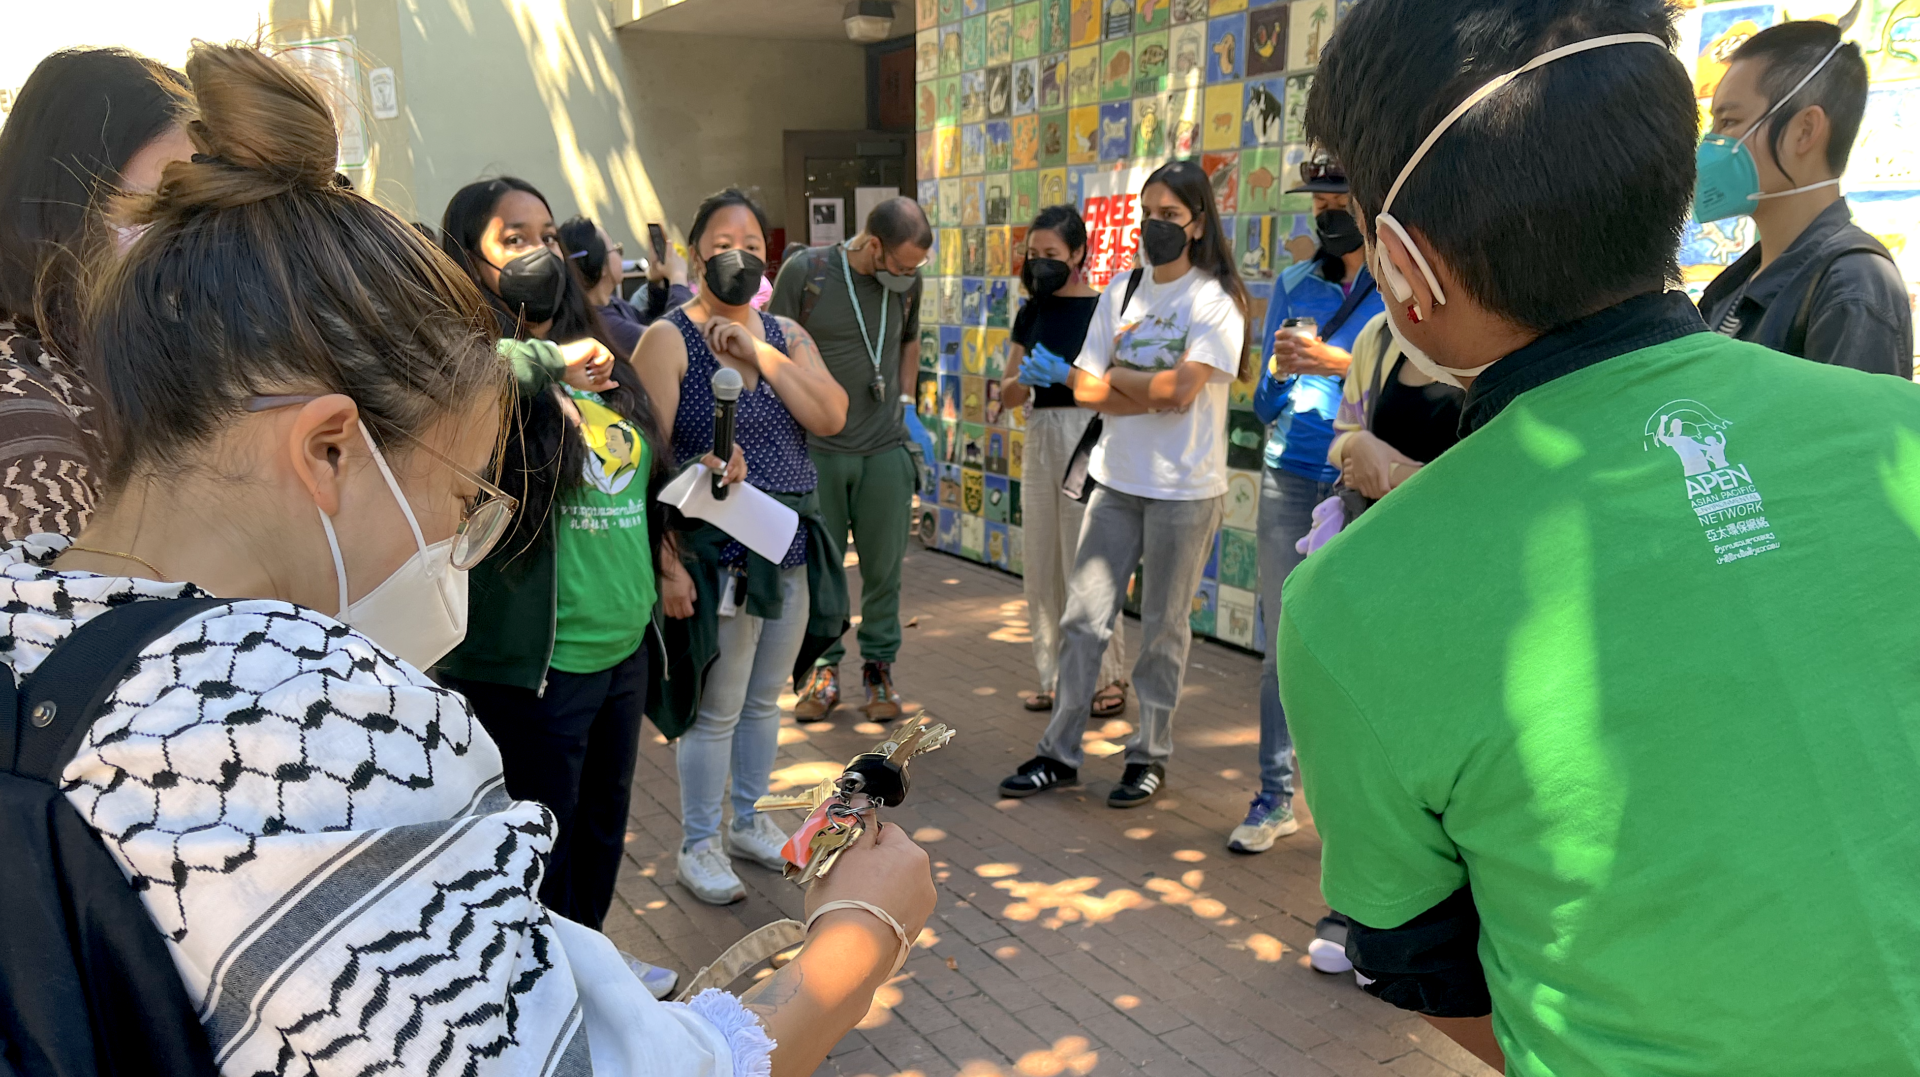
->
xmin=810 ymin=445 xmax=916 ymax=668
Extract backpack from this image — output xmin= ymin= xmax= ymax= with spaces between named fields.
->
xmin=0 ymin=597 xmax=227 ymax=1077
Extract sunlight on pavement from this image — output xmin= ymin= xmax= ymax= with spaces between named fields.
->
xmin=1190 ymin=725 xmax=1260 ymax=747
xmin=1122 ymin=827 xmax=1154 ymax=839
xmin=1014 ymin=1036 xmax=1098 ymax=1077
xmin=1112 ymin=994 xmax=1140 ymax=1010
xmin=1244 ymin=933 xmax=1287 ymax=961
xmin=974 ymin=862 xmax=1021 ymax=878
xmin=767 ymin=760 xmax=843 ymax=792
xmin=912 ymin=827 xmax=948 ymax=842
xmin=994 ymin=875 xmax=1152 ymax=926
xmin=1172 ymin=849 xmax=1207 ymax=862
xmin=855 ymin=974 xmax=907 ymax=1029
xmin=776 ymin=726 xmax=809 ymax=745
xmin=915 ymin=928 xmax=939 ymax=948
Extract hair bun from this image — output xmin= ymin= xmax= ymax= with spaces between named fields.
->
xmin=160 ymin=44 xmax=341 ymax=211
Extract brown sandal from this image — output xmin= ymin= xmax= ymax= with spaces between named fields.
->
xmin=1092 ymin=682 xmax=1128 ymax=718
xmin=1023 ymin=691 xmax=1054 ymax=711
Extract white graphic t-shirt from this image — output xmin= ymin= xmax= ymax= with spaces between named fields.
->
xmin=1074 ymin=266 xmax=1245 ymax=500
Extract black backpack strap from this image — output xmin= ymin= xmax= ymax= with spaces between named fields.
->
xmin=1121 ymin=266 xmax=1144 ymax=311
xmin=798 ymin=246 xmax=834 ymax=330
xmin=1319 ymin=275 xmax=1380 ymax=342
xmin=1785 ymin=244 xmax=1897 ymax=358
xmin=15 ymin=597 xmax=228 ymax=781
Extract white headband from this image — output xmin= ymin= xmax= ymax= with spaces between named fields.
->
xmin=1375 ymin=33 xmax=1671 ymax=309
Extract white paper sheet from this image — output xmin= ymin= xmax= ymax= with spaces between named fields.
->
xmin=660 ymin=463 xmax=800 ymax=565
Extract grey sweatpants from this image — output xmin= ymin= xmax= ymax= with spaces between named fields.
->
xmin=1036 ymin=483 xmax=1225 ymax=768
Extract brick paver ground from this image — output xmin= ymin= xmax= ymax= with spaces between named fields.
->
xmin=603 ymin=544 xmax=1495 ymax=1077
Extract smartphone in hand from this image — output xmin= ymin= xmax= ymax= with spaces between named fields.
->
xmin=647 ymin=223 xmax=668 ymax=262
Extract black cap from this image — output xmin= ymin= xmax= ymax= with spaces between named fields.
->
xmin=1287 ymin=151 xmax=1348 ymax=194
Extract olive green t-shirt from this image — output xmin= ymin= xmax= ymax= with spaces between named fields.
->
xmin=1281 ymin=328 xmax=1920 ymax=1076
xmin=550 ymin=389 xmax=656 ymax=675
xmin=769 ymin=245 xmax=919 ymax=457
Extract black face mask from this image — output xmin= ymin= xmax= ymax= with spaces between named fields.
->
xmin=703 ymin=248 xmax=766 ymax=307
xmin=1021 ymin=257 xmax=1072 ymax=297
xmin=1315 ymin=209 xmax=1364 ymax=257
xmin=494 ymin=246 xmax=568 ymax=324
xmin=1140 ymin=217 xmax=1193 ymax=267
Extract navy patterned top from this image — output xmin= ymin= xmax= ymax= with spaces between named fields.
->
xmin=669 ymin=307 xmax=813 ymax=568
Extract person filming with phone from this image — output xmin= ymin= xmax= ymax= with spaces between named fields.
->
xmin=1228 ymin=153 xmax=1385 ymax=856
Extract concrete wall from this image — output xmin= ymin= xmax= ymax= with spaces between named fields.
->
xmin=616 ymin=30 xmax=868 ymax=237
xmin=6 ymin=0 xmax=871 ymax=256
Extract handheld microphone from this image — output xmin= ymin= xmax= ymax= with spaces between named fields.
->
xmin=711 ymin=367 xmax=743 ymax=500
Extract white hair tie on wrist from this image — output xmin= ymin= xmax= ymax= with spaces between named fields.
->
xmin=807 ymin=900 xmax=912 ymax=975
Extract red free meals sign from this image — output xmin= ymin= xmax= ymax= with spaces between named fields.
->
xmin=1079 ymin=166 xmax=1157 ymax=289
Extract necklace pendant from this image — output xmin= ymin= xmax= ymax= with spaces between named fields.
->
xmin=870 ymin=376 xmax=887 ymax=402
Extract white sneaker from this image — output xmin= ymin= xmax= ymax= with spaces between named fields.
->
xmin=678 ymin=837 xmax=746 ymax=905
xmin=621 ymin=952 xmax=680 ymax=999
xmin=727 ymin=812 xmax=791 ymax=871
xmin=1308 ymin=914 xmax=1352 ymax=974
xmin=1226 ymin=793 xmax=1299 ymax=854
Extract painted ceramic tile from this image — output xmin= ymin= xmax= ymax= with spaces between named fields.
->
xmin=964 ymin=0 xmax=987 ymax=14
xmin=938 ymin=278 xmax=962 ymax=324
xmin=1206 ymin=12 xmax=1244 ymax=83
xmin=1283 ymin=73 xmax=1312 ymax=144
xmin=986 ymin=173 xmax=1011 ymax=224
xmin=1166 ymin=88 xmax=1202 ymax=156
xmin=990 ymin=0 xmax=1011 ymax=9
xmin=941 ymin=0 xmax=964 ymax=22
xmin=918 ymin=128 xmax=938 ymax=177
xmin=1243 ymin=76 xmax=1285 ymax=145
xmin=985 ymin=473 xmax=1011 ymax=517
xmin=1280 ymin=211 xmax=1317 ymax=267
xmin=1069 ymin=45 xmax=1101 ymax=106
xmin=1135 ymin=0 xmax=1171 ymax=32
xmin=1040 ymin=0 xmax=1071 ymax=53
xmin=962 ymin=327 xmax=986 ymax=373
xmin=963 ymin=374 xmax=987 ymax=420
xmin=1201 ymin=149 xmax=1239 ymax=213
xmin=1238 ymin=214 xmax=1274 ymax=280
xmin=960 ymin=512 xmax=985 ymax=561
xmin=919 ymin=178 xmax=941 ymax=224
xmin=986 ymin=520 xmax=1011 ymax=567
xmin=1012 ymin=113 xmax=1040 ymax=168
xmin=1098 ymin=101 xmax=1132 ymax=160
xmin=919 ymin=0 xmax=941 ymax=29
xmin=988 ymin=284 xmax=1012 ymax=330
xmin=1040 ymin=167 xmax=1068 ymax=209
xmin=987 ymin=65 xmax=1012 ymax=117
xmin=1101 ymin=37 xmax=1134 ymax=100
xmin=985 ymin=120 xmax=1012 ymax=170
xmin=1217 ymin=213 xmax=1237 ymax=260
xmin=1038 ymin=53 xmax=1068 ymax=110
xmin=964 ymin=230 xmax=988 ymax=277
xmin=1039 ymin=112 xmax=1069 ymax=167
xmin=938 ymin=326 xmax=963 ymax=372
xmin=1169 ymin=22 xmax=1208 ymax=90
xmin=936 ymin=225 xmax=959 ymax=273
xmin=1218 ymin=527 xmax=1258 ymax=592
xmin=1070 ymin=0 xmax=1102 ymax=46
xmin=962 ymin=176 xmax=985 ymax=225
xmin=1211 ymin=0 xmax=1246 ymax=12
xmin=1201 ymin=84 xmax=1241 ymax=152
xmin=1133 ymin=29 xmax=1170 ymax=94
xmin=940 ymin=177 xmax=962 ymax=224
xmin=1287 ymin=0 xmax=1333 ymax=71
xmin=1008 ymin=522 xmax=1023 ymax=573
xmin=1224 ymin=469 xmax=1258 ymax=529
xmin=918 ymin=28 xmax=940 ymax=79
xmin=1013 ymin=2 xmax=1041 ymax=58
xmin=938 ymin=126 xmax=962 ymax=175
xmin=1101 ymin=0 xmax=1133 ymax=36
xmin=1009 ymin=435 xmax=1026 ymax=484
xmin=961 ymin=122 xmax=987 ymax=173
xmin=1245 ymin=3 xmax=1286 ymax=75
xmin=1217 ymin=584 xmax=1256 ymax=647
xmin=1133 ymin=93 xmax=1170 ymax=158
xmin=1226 ymin=407 xmax=1265 ymax=471
xmin=1067 ymin=105 xmax=1102 ymax=164
xmin=986 ymin=326 xmax=1011 ymax=375
xmin=1170 ymin=0 xmax=1209 ymax=24
xmin=1012 ymin=170 xmax=1039 ymax=224
xmin=937 ymin=507 xmax=959 ymax=549
xmin=1010 ymin=225 xmax=1028 ymax=277
xmin=964 ymin=15 xmax=987 ymax=68
xmin=1012 ymin=58 xmax=1040 ymax=114
xmin=986 ymin=227 xmax=1009 ymax=276
xmin=941 ymin=25 xmax=965 ymax=76
xmin=1189 ymin=580 xmax=1217 ymax=636
xmin=961 ymin=70 xmax=987 ymax=123
xmin=938 ymin=75 xmax=960 ymax=123
xmin=988 ymin=8 xmax=1015 ymax=64
xmin=1240 ymin=147 xmax=1280 ymax=213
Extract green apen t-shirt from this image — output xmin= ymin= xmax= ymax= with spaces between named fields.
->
xmin=1281 ymin=324 xmax=1920 ymax=1076
xmin=550 ymin=389 xmax=656 ymax=674
xmin=769 ymin=245 xmax=919 ymax=457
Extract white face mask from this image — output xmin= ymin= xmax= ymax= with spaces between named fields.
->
xmin=1368 ymin=32 xmax=1670 ymax=388
xmin=316 ymin=421 xmax=469 ymax=670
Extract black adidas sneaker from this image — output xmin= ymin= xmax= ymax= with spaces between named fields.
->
xmin=998 ymin=756 xmax=1077 ymax=798
xmin=1107 ymin=762 xmax=1165 ymax=808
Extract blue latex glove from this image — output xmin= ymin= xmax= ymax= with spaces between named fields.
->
xmin=904 ymin=400 xmax=936 ymax=476
xmin=1018 ymin=342 xmax=1072 ymax=387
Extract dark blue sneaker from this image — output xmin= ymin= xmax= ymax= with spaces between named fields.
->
xmin=1227 ymin=792 xmax=1299 ymax=853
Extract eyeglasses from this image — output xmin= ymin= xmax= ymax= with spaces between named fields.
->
xmin=1298 ymin=155 xmax=1347 ymax=187
xmin=245 ymin=395 xmax=518 ymax=570
xmin=882 ymin=244 xmax=932 ymax=276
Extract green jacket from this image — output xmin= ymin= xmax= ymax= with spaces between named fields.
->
xmin=651 ymin=493 xmax=849 ymax=740
xmin=437 ymin=339 xmax=670 ymax=703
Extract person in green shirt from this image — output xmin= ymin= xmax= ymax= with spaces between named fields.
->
xmin=431 ymin=178 xmax=741 ymax=1001
xmin=1284 ymin=2 xmax=1920 ymax=1074
xmin=770 ymin=198 xmax=931 ymax=721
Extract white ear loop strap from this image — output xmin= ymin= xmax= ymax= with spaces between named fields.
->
xmin=1375 ymin=33 xmax=1670 ymax=307
xmin=318 ymin=421 xmax=432 ymax=620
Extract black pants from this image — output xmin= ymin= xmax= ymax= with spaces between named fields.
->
xmin=447 ymin=645 xmax=650 ymax=930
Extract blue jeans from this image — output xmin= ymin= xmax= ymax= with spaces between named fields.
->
xmin=1257 ymin=466 xmax=1336 ymax=800
xmin=678 ymin=565 xmax=810 ymax=847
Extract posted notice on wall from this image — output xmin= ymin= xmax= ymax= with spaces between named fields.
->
xmin=1080 ymin=166 xmax=1156 ymax=289
xmin=809 ymin=198 xmax=845 ymax=246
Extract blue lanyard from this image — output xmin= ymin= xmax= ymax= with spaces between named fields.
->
xmin=840 ymin=243 xmax=887 ymax=384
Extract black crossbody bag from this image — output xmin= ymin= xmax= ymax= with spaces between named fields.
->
xmin=1060 ymin=268 xmax=1145 ymax=503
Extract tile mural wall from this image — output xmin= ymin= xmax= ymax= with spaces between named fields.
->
xmin=909 ymin=0 xmax=1920 ymax=654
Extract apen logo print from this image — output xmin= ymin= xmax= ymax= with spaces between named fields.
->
xmin=1643 ymin=400 xmax=1780 ymax=565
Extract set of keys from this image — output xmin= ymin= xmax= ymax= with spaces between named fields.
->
xmin=755 ymin=717 xmax=954 ymax=884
